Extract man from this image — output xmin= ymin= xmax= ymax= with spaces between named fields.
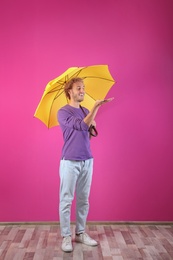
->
xmin=58 ymin=77 xmax=113 ymax=252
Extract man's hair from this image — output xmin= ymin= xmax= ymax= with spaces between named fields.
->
xmin=64 ymin=77 xmax=83 ymax=100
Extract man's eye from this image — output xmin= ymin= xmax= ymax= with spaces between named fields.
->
xmin=77 ymin=86 xmax=85 ymax=91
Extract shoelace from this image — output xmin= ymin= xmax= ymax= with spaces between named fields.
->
xmin=82 ymin=233 xmax=91 ymax=240
xmin=64 ymin=237 xmax=71 ymax=245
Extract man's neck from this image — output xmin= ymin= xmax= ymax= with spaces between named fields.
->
xmin=69 ymin=100 xmax=80 ymax=108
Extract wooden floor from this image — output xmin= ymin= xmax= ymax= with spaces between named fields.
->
xmin=0 ymin=224 xmax=173 ymax=260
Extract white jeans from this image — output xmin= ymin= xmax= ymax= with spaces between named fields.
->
xmin=59 ymin=159 xmax=93 ymax=237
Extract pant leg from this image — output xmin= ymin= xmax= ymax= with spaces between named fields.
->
xmin=59 ymin=160 xmax=80 ymax=237
xmin=75 ymin=158 xmax=93 ymax=234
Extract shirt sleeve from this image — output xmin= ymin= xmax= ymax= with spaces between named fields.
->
xmin=58 ymin=108 xmax=89 ymax=131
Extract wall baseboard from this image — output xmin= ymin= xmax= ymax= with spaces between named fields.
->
xmin=0 ymin=221 xmax=173 ymax=226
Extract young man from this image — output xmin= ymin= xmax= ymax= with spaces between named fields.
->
xmin=58 ymin=77 xmax=113 ymax=252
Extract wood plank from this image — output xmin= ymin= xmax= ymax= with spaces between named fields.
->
xmin=0 ymin=223 xmax=172 ymax=259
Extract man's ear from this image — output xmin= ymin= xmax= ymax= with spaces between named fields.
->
xmin=68 ymin=89 xmax=72 ymax=99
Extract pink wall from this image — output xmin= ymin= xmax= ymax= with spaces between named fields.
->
xmin=0 ymin=0 xmax=173 ymax=222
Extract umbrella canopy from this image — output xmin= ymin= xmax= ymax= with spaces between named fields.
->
xmin=34 ymin=65 xmax=115 ymax=128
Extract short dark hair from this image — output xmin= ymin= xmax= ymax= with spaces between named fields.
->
xmin=64 ymin=77 xmax=83 ymax=100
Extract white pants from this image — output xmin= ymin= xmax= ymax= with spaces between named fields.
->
xmin=59 ymin=159 xmax=93 ymax=237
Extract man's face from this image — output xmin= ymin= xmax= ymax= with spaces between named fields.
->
xmin=69 ymin=81 xmax=85 ymax=103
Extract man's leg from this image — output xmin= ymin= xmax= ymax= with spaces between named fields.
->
xmin=59 ymin=160 xmax=79 ymax=237
xmin=75 ymin=159 xmax=93 ymax=234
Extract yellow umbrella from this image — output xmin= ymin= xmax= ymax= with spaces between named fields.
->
xmin=34 ymin=65 xmax=115 ymax=128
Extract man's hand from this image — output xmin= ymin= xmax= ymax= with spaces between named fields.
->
xmin=91 ymin=120 xmax=96 ymax=127
xmin=94 ymin=97 xmax=114 ymax=107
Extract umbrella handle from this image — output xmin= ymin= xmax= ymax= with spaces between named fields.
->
xmin=89 ymin=125 xmax=98 ymax=137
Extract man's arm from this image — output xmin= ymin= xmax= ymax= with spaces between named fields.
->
xmin=58 ymin=108 xmax=89 ymax=131
xmin=83 ymin=98 xmax=114 ymax=127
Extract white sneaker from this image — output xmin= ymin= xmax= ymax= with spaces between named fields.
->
xmin=75 ymin=233 xmax=98 ymax=246
xmin=61 ymin=236 xmax=73 ymax=252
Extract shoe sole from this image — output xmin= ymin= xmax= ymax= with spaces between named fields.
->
xmin=75 ymin=239 xmax=98 ymax=246
xmin=61 ymin=248 xmax=73 ymax=252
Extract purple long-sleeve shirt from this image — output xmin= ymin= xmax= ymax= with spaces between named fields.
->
xmin=58 ymin=104 xmax=93 ymax=160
